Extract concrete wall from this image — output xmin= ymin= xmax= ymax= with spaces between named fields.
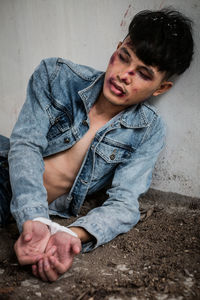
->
xmin=0 ymin=0 xmax=199 ymax=198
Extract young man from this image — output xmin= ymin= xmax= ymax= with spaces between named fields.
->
xmin=0 ymin=9 xmax=194 ymax=282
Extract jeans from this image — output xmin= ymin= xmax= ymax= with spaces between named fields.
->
xmin=0 ymin=156 xmax=12 ymax=226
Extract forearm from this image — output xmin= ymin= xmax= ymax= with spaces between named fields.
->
xmin=69 ymin=201 xmax=140 ymax=253
xmin=8 ymin=60 xmax=55 ymax=232
xmin=69 ymin=226 xmax=93 ymax=243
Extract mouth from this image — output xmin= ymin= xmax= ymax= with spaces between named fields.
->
xmin=109 ymin=78 xmax=126 ymax=96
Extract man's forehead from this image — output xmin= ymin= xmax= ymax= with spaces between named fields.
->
xmin=122 ymin=36 xmax=135 ymax=50
xmin=120 ymin=37 xmax=166 ymax=78
xmin=119 ymin=40 xmax=151 ymax=67
xmin=120 ymin=38 xmax=144 ymax=62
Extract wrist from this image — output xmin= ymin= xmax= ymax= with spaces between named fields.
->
xmin=69 ymin=226 xmax=93 ymax=243
xmin=33 ymin=217 xmax=78 ymax=238
xmin=33 ymin=217 xmax=52 ymax=228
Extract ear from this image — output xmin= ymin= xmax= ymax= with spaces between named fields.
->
xmin=153 ymin=81 xmax=173 ymax=96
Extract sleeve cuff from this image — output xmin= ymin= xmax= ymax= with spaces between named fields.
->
xmin=68 ymin=218 xmax=105 ymax=252
xmin=12 ymin=206 xmax=50 ymax=233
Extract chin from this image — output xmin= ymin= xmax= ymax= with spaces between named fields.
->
xmin=103 ymin=87 xmax=123 ymax=102
xmin=103 ymin=91 xmax=120 ymax=105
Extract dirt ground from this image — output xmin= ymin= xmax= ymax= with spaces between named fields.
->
xmin=0 ymin=190 xmax=199 ymax=300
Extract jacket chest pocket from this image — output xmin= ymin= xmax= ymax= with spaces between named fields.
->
xmin=92 ymin=140 xmax=133 ymax=180
xmin=46 ymin=102 xmax=72 ymax=140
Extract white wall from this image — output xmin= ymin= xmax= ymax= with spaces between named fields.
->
xmin=0 ymin=0 xmax=199 ymax=198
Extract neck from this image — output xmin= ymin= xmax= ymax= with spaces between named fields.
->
xmin=94 ymin=92 xmax=125 ymax=120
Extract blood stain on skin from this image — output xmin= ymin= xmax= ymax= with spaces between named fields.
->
xmin=129 ymin=71 xmax=135 ymax=76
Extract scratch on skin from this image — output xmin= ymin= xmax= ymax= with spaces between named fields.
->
xmin=120 ymin=4 xmax=132 ymax=27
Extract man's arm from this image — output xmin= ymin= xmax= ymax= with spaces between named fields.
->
xmin=69 ymin=114 xmax=166 ymax=252
xmin=30 ymin=114 xmax=165 ymax=281
xmin=8 ymin=58 xmax=58 ymax=232
xmin=8 ymin=59 xmax=60 ymax=265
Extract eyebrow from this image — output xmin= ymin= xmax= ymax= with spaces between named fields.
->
xmin=121 ymin=47 xmax=155 ymax=78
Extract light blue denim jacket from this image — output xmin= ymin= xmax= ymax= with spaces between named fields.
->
xmin=1 ymin=58 xmax=166 ymax=252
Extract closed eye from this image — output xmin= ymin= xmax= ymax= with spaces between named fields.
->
xmin=138 ymin=71 xmax=151 ymax=81
xmin=118 ymin=53 xmax=129 ymax=63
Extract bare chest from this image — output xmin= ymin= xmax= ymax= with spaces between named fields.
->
xmin=43 ymin=109 xmax=109 ymax=202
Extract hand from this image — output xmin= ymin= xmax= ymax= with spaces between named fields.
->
xmin=14 ymin=220 xmax=51 ymax=265
xmin=32 ymin=231 xmax=81 ymax=281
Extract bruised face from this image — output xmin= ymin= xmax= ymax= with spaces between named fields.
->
xmin=103 ymin=38 xmax=172 ymax=109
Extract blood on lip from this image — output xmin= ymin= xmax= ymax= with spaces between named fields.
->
xmin=109 ymin=78 xmax=125 ymax=94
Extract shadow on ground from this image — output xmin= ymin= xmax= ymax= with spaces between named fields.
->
xmin=0 ymin=190 xmax=199 ymax=300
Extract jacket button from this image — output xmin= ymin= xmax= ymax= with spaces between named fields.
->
xmin=82 ymin=120 xmax=88 ymax=126
xmin=110 ymin=154 xmax=115 ymax=160
xmin=81 ymin=179 xmax=88 ymax=184
xmin=64 ymin=138 xmax=70 ymax=143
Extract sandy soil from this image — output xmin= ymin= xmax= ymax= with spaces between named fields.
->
xmin=0 ymin=191 xmax=199 ymax=300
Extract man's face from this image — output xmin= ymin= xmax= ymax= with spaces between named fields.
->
xmin=103 ymin=38 xmax=172 ymax=108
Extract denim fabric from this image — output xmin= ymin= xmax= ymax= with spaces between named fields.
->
xmin=0 ymin=156 xmax=12 ymax=226
xmin=0 ymin=57 xmax=166 ymax=252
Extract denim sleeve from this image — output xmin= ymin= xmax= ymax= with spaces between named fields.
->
xmin=8 ymin=58 xmax=58 ymax=232
xmin=69 ymin=115 xmax=166 ymax=252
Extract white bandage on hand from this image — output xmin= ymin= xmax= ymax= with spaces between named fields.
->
xmin=33 ymin=217 xmax=78 ymax=238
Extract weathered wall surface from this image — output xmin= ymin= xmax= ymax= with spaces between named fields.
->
xmin=0 ymin=0 xmax=199 ymax=197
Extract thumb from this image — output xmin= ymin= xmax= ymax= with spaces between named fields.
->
xmin=71 ymin=240 xmax=81 ymax=255
xmin=22 ymin=220 xmax=33 ymax=242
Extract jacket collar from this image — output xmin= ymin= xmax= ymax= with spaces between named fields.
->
xmin=78 ymin=72 xmax=105 ymax=113
xmin=119 ymin=104 xmax=152 ymax=128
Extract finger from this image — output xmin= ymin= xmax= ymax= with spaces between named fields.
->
xmin=43 ymin=257 xmax=58 ymax=282
xmin=38 ymin=259 xmax=48 ymax=282
xmin=72 ymin=243 xmax=81 ymax=255
xmin=22 ymin=220 xmax=33 ymax=242
xmin=71 ymin=240 xmax=81 ymax=254
xmin=18 ymin=254 xmax=43 ymax=266
xmin=49 ymin=256 xmax=72 ymax=274
xmin=32 ymin=264 xmax=39 ymax=278
xmin=45 ymin=245 xmax=57 ymax=256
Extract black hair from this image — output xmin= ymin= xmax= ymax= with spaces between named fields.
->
xmin=127 ymin=8 xmax=194 ymax=78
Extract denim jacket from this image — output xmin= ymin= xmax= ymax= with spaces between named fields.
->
xmin=1 ymin=58 xmax=166 ymax=252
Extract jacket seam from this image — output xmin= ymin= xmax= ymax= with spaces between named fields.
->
xmin=57 ymin=58 xmax=101 ymax=81
xmin=139 ymin=113 xmax=157 ymax=145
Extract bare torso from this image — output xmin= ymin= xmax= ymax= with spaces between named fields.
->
xmin=43 ymin=105 xmax=110 ymax=204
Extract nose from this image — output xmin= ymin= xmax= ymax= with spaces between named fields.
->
xmin=117 ymin=70 xmax=134 ymax=85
